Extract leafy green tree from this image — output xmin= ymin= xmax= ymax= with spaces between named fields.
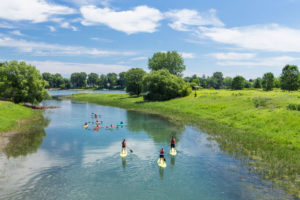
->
xmin=42 ymin=72 xmax=54 ymax=88
xmin=253 ymin=78 xmax=262 ymax=88
xmin=54 ymin=73 xmax=64 ymax=88
xmin=212 ymin=72 xmax=224 ymax=89
xmin=262 ymin=72 xmax=275 ymax=91
xmin=280 ymin=65 xmax=299 ymax=91
xmin=148 ymin=51 xmax=186 ymax=76
xmin=224 ymin=77 xmax=233 ymax=89
xmin=125 ymin=68 xmax=146 ymax=95
xmin=63 ymin=78 xmax=71 ymax=89
xmin=71 ymin=72 xmax=87 ymax=88
xmin=87 ymin=73 xmax=98 ymax=87
xmin=107 ymin=73 xmax=118 ymax=89
xmin=0 ymin=60 xmax=49 ymax=104
xmin=274 ymin=77 xmax=281 ymax=88
xmin=142 ymin=69 xmax=191 ymax=101
xmin=97 ymin=74 xmax=107 ymax=89
xmin=244 ymin=80 xmax=252 ymax=88
xmin=117 ymin=72 xmax=127 ymax=89
xmin=231 ymin=76 xmax=245 ymax=90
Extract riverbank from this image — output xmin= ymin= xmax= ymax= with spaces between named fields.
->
xmin=67 ymin=89 xmax=300 ymax=197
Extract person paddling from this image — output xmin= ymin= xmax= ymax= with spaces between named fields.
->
xmin=171 ymin=136 xmax=176 ymax=150
xmin=122 ymin=139 xmax=126 ymax=154
xmin=159 ymin=148 xmax=165 ymax=163
xmin=94 ymin=114 xmax=97 ymax=118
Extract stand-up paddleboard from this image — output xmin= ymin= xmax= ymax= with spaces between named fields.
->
xmin=120 ymin=150 xmax=127 ymax=157
xmin=83 ymin=124 xmax=88 ymax=128
xmin=157 ymin=158 xmax=167 ymax=168
xmin=170 ymin=148 xmax=177 ymax=156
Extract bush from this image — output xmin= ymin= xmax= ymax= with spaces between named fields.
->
xmin=142 ymin=69 xmax=191 ymax=101
xmin=232 ymin=76 xmax=245 ymax=90
xmin=287 ymin=103 xmax=300 ymax=111
xmin=253 ymin=97 xmax=270 ymax=108
xmin=125 ymin=68 xmax=146 ymax=96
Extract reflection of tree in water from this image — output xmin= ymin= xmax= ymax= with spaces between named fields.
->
xmin=4 ymin=115 xmax=50 ymax=158
xmin=126 ymin=111 xmax=185 ymax=143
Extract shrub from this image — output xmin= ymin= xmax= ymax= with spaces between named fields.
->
xmin=142 ymin=69 xmax=191 ymax=101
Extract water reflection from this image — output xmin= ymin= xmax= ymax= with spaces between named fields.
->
xmin=3 ymin=115 xmax=50 ymax=158
xmin=170 ymin=156 xmax=176 ymax=166
xmin=159 ymin=167 xmax=164 ymax=180
xmin=122 ymin=157 xmax=126 ymax=169
xmin=126 ymin=111 xmax=185 ymax=143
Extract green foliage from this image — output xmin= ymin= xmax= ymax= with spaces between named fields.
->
xmin=212 ymin=72 xmax=224 ymax=89
xmin=232 ymin=76 xmax=245 ymax=90
xmin=280 ymin=64 xmax=299 ymax=91
xmin=42 ymin=72 xmax=70 ymax=89
xmin=71 ymin=72 xmax=87 ymax=88
xmin=142 ymin=69 xmax=191 ymax=101
xmin=97 ymin=74 xmax=107 ymax=89
xmin=262 ymin=72 xmax=275 ymax=91
xmin=87 ymin=73 xmax=98 ymax=87
xmin=0 ymin=61 xmax=49 ymax=104
xmin=287 ymin=103 xmax=300 ymax=111
xmin=107 ymin=73 xmax=118 ymax=89
xmin=253 ymin=78 xmax=262 ymax=88
xmin=125 ymin=68 xmax=146 ymax=95
xmin=253 ymin=97 xmax=271 ymax=108
xmin=117 ymin=72 xmax=126 ymax=89
xmin=148 ymin=51 xmax=186 ymax=76
xmin=223 ymin=77 xmax=233 ymax=89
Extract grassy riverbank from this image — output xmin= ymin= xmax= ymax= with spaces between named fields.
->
xmin=68 ymin=89 xmax=300 ymax=197
xmin=0 ymin=101 xmax=36 ymax=133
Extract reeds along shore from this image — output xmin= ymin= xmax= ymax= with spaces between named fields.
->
xmin=67 ymin=89 xmax=300 ymax=198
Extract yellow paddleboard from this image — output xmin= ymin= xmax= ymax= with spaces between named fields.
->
xmin=83 ymin=124 xmax=88 ymax=128
xmin=157 ymin=158 xmax=167 ymax=168
xmin=120 ymin=150 xmax=127 ymax=157
xmin=170 ymin=148 xmax=177 ymax=156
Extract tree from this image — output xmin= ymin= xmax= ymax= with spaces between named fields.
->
xmin=142 ymin=69 xmax=191 ymax=101
xmin=262 ymin=72 xmax=275 ymax=91
xmin=117 ymin=72 xmax=127 ymax=89
xmin=253 ymin=78 xmax=262 ymax=88
xmin=148 ymin=51 xmax=186 ymax=76
xmin=54 ymin=73 xmax=64 ymax=88
xmin=212 ymin=72 xmax=224 ymax=89
xmin=87 ymin=73 xmax=98 ymax=87
xmin=97 ymin=74 xmax=107 ymax=89
xmin=107 ymin=73 xmax=118 ymax=89
xmin=224 ymin=77 xmax=233 ymax=89
xmin=0 ymin=61 xmax=49 ymax=104
xmin=231 ymin=76 xmax=245 ymax=90
xmin=280 ymin=65 xmax=299 ymax=91
xmin=125 ymin=68 xmax=146 ymax=95
xmin=42 ymin=72 xmax=53 ymax=88
xmin=71 ymin=72 xmax=87 ymax=88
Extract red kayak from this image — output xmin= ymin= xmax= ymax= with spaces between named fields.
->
xmin=93 ymin=126 xmax=100 ymax=130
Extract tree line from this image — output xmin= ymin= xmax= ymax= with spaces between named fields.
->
xmin=183 ymin=65 xmax=300 ymax=91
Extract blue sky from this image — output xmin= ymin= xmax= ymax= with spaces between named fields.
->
xmin=1 ymin=0 xmax=300 ymax=78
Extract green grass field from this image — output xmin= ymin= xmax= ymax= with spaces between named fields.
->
xmin=0 ymin=101 xmax=35 ymax=133
xmin=68 ymin=89 xmax=300 ymax=197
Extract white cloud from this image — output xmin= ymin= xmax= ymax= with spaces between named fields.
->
xmin=48 ymin=26 xmax=56 ymax=32
xmin=10 ymin=30 xmax=23 ymax=36
xmin=60 ymin=22 xmax=78 ymax=31
xmin=130 ymin=56 xmax=147 ymax=61
xmin=199 ymin=24 xmax=300 ymax=52
xmin=0 ymin=0 xmax=76 ymax=23
xmin=64 ymin=0 xmax=112 ymax=7
xmin=0 ymin=22 xmax=15 ymax=29
xmin=165 ymin=9 xmax=224 ymax=31
xmin=216 ymin=56 xmax=300 ymax=67
xmin=80 ymin=5 xmax=163 ymax=34
xmin=210 ymin=52 xmax=256 ymax=60
xmin=0 ymin=36 xmax=136 ymax=56
xmin=90 ymin=37 xmax=112 ymax=42
xmin=181 ymin=52 xmax=195 ymax=59
xmin=29 ymin=60 xmax=132 ymax=75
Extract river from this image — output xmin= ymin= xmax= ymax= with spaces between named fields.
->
xmin=0 ymin=90 xmax=296 ymax=200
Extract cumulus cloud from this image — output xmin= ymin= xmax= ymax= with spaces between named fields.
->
xmin=0 ymin=36 xmax=136 ymax=56
xmin=210 ymin=52 xmax=256 ymax=60
xmin=10 ymin=30 xmax=23 ymax=36
xmin=29 ymin=60 xmax=132 ymax=75
xmin=60 ymin=22 xmax=78 ymax=31
xmin=80 ymin=5 xmax=163 ymax=34
xmin=165 ymin=9 xmax=224 ymax=31
xmin=0 ymin=0 xmax=76 ymax=23
xmin=198 ymin=24 xmax=300 ymax=52
xmin=48 ymin=26 xmax=56 ymax=32
xmin=130 ymin=56 xmax=147 ymax=61
xmin=181 ymin=52 xmax=196 ymax=59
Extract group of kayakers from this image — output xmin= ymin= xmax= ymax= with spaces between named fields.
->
xmin=83 ymin=120 xmax=125 ymax=130
xmin=121 ymin=136 xmax=176 ymax=168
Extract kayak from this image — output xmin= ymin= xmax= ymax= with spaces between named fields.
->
xmin=83 ymin=124 xmax=88 ymax=128
xmin=117 ymin=124 xmax=126 ymax=126
xmin=120 ymin=150 xmax=127 ymax=157
xmin=157 ymin=158 xmax=167 ymax=168
xmin=93 ymin=126 xmax=100 ymax=130
xmin=170 ymin=148 xmax=177 ymax=156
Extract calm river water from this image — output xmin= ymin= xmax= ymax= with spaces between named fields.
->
xmin=0 ymin=91 xmax=296 ymax=200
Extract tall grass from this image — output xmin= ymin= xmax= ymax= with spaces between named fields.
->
xmin=68 ymin=89 xmax=300 ymax=198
